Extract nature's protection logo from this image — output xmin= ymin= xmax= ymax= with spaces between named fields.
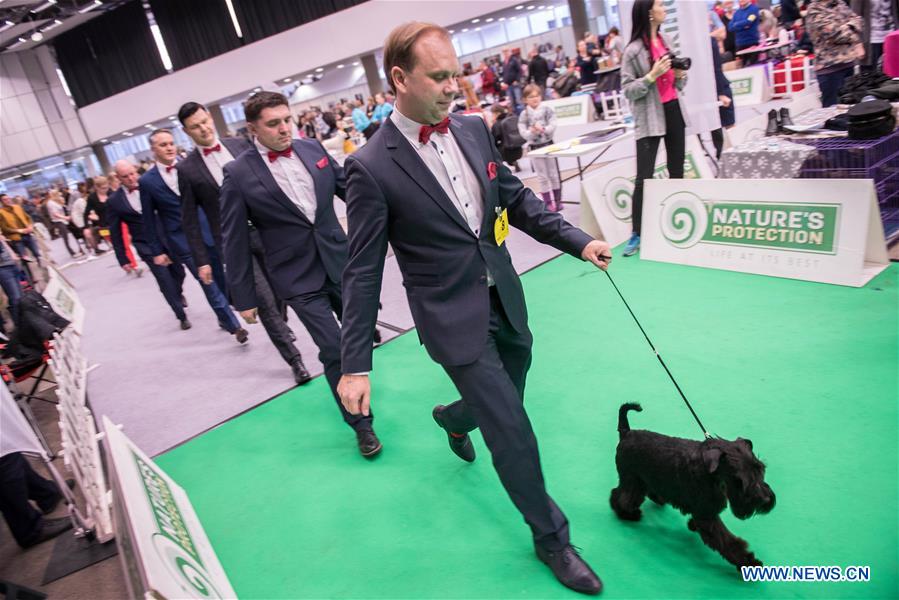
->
xmin=658 ymin=195 xmax=839 ymax=253
xmin=134 ymin=452 xmax=224 ymax=598
xmin=604 ymin=177 xmax=633 ymax=222
xmin=660 ymin=192 xmax=708 ymax=248
xmin=554 ymin=103 xmax=583 ymax=119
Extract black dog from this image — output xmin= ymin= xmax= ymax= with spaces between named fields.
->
xmin=610 ymin=403 xmax=775 ymax=570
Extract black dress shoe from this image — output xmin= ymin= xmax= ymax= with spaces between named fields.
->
xmin=290 ymin=358 xmax=312 ymax=385
xmin=180 ymin=318 xmax=192 ymax=330
xmin=535 ymin=545 xmax=603 ymax=595
xmin=432 ymin=405 xmax=475 ymax=462
xmin=356 ymin=429 xmax=382 ymax=458
xmin=22 ymin=517 xmax=72 ymax=548
xmin=234 ymin=328 xmax=249 ymax=344
xmin=373 ymin=328 xmax=382 ymax=345
xmin=765 ymin=109 xmax=779 ymax=136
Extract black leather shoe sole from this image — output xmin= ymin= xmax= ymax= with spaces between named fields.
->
xmin=432 ymin=406 xmax=475 ymax=462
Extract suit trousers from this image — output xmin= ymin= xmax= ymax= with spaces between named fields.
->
xmin=440 ymin=287 xmax=570 ymax=551
xmin=284 ymin=278 xmax=373 ymax=431
xmin=139 ymin=251 xmax=186 ymax=321
xmin=0 ymin=453 xmax=61 ymax=547
xmin=178 ymin=250 xmax=239 ymax=332
xmin=249 ymin=230 xmax=300 ymax=364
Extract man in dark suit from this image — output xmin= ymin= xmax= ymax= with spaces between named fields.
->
xmin=176 ymin=102 xmax=310 ymax=385
xmin=108 ymin=160 xmax=189 ymax=329
xmin=337 ymin=23 xmax=612 ymax=595
xmin=140 ymin=129 xmax=247 ymax=344
xmin=220 ymin=92 xmax=381 ymax=458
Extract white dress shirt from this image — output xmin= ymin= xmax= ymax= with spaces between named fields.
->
xmin=125 ymin=187 xmax=142 ymax=214
xmin=156 ymin=161 xmax=180 ymax=196
xmin=255 ymin=140 xmax=317 ymax=223
xmin=390 ymin=107 xmax=484 ymax=237
xmin=391 ymin=107 xmax=495 ymax=287
xmin=199 ymin=138 xmax=235 ymax=187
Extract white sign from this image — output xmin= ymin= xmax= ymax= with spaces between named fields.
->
xmin=542 ymin=95 xmax=594 ymax=126
xmin=580 ymin=136 xmax=714 ymax=247
xmin=726 ymin=65 xmax=772 ymax=107
xmin=43 ymin=265 xmax=85 ymax=334
xmin=103 ymin=416 xmax=237 ymax=599
xmin=641 ymin=179 xmax=889 ymax=287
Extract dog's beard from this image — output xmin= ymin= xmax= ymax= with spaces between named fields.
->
xmin=729 ymin=484 xmax=776 ymax=519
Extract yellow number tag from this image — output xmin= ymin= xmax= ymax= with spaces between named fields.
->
xmin=494 ymin=208 xmax=509 ymax=246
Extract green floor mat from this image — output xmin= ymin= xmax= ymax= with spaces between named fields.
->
xmin=157 ymin=257 xmax=898 ymax=599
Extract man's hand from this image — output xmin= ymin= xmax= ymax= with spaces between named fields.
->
xmin=337 ymin=374 xmax=371 ymax=416
xmin=153 ymin=254 xmax=172 ymax=266
xmin=197 ymin=264 xmax=213 ymax=285
xmin=582 ymin=239 xmax=612 ymax=270
xmin=240 ymin=308 xmax=258 ymax=324
xmin=719 ymin=94 xmax=732 ymax=108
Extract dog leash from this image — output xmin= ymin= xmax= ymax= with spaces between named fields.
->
xmin=602 ymin=269 xmax=712 ymax=439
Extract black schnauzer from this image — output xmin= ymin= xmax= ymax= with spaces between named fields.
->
xmin=610 ymin=403 xmax=775 ymax=570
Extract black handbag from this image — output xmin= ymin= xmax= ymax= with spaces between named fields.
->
xmin=846 ymin=99 xmax=895 ymax=140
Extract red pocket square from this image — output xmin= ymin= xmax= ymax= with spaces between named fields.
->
xmin=316 ymin=156 xmax=328 ymax=169
xmin=487 ymin=161 xmax=497 ymax=180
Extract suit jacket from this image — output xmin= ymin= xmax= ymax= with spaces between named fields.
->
xmin=107 ymin=188 xmax=148 ymax=266
xmin=139 ymin=164 xmax=214 ymax=260
xmin=177 ymin=137 xmax=252 ymax=268
xmin=220 ymin=138 xmax=347 ymax=311
xmin=341 ymin=114 xmax=593 ymax=372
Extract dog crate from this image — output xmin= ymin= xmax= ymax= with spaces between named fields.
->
xmin=794 ymin=129 xmax=899 ymax=243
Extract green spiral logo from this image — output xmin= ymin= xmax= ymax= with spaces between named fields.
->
xmin=660 ymin=192 xmax=708 ymax=248
xmin=604 ymin=177 xmax=633 ymax=222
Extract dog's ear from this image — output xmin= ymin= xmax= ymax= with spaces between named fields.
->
xmin=738 ymin=438 xmax=753 ymax=451
xmin=702 ymin=447 xmax=722 ymax=474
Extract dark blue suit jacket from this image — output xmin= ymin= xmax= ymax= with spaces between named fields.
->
xmin=139 ymin=165 xmax=214 ymax=260
xmin=341 ymin=114 xmax=593 ymax=372
xmin=220 ymin=138 xmax=347 ymax=311
xmin=106 ymin=187 xmax=165 ymax=267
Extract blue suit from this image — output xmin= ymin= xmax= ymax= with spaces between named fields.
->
xmin=107 ymin=187 xmax=186 ymax=322
xmin=139 ymin=165 xmax=239 ymax=332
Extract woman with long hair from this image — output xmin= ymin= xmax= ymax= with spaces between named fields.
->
xmin=620 ymin=0 xmax=688 ymax=257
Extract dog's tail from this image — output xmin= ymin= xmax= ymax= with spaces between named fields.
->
xmin=618 ymin=403 xmax=642 ymax=436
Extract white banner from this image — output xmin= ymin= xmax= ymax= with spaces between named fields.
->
xmin=619 ymin=0 xmax=720 ymax=134
xmin=641 ymin=179 xmax=890 ymax=287
xmin=43 ymin=265 xmax=85 ymax=335
xmin=0 ymin=384 xmax=47 ymax=458
xmin=542 ymin=95 xmax=594 ymax=126
xmin=103 ymin=416 xmax=237 ymax=599
xmin=580 ymin=135 xmax=714 ymax=247
xmin=726 ymin=65 xmax=773 ymax=107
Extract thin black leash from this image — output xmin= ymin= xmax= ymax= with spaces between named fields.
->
xmin=601 ymin=267 xmax=712 ymax=439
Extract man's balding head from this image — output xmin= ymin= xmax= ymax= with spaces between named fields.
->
xmin=115 ymin=160 xmax=139 ymax=190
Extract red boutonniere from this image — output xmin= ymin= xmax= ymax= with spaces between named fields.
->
xmin=316 ymin=156 xmax=328 ymax=169
xmin=487 ymin=161 xmax=497 ymax=180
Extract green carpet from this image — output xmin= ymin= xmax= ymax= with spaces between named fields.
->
xmin=158 ymin=257 xmax=898 ymax=599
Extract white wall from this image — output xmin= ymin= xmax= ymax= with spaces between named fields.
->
xmin=0 ymin=47 xmax=89 ymax=170
xmin=77 ymin=0 xmax=524 ymax=142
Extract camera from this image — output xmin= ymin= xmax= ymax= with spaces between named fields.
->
xmin=669 ymin=55 xmax=692 ymax=71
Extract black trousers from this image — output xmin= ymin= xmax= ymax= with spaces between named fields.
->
xmin=284 ymin=278 xmax=373 ymax=431
xmin=249 ymin=229 xmax=299 ymax=365
xmin=440 ymin=288 xmax=570 ymax=551
xmin=139 ymin=251 xmax=187 ymax=322
xmin=632 ymin=99 xmax=686 ymax=236
xmin=0 ymin=453 xmax=60 ymax=547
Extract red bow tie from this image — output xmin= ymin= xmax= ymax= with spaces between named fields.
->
xmin=419 ymin=117 xmax=450 ymax=145
xmin=126 ymin=186 xmax=138 ymax=193
xmin=203 ymin=143 xmax=221 ymax=156
xmin=165 ymin=164 xmax=176 ymax=173
xmin=267 ymin=147 xmax=293 ymax=163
